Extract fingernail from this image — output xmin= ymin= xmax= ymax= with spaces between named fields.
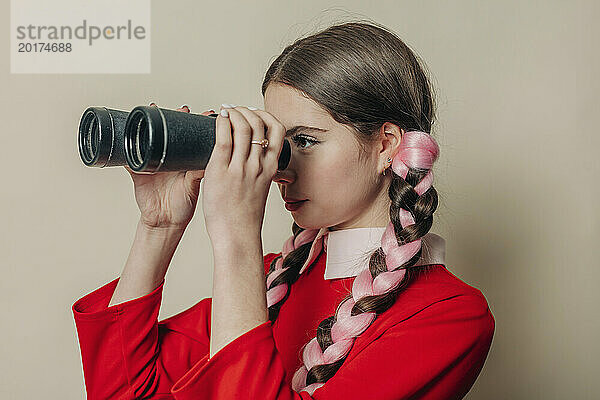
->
xmin=220 ymin=108 xmax=229 ymax=117
xmin=221 ymin=103 xmax=233 ymax=109
xmin=180 ymin=104 xmax=190 ymax=110
xmin=149 ymin=102 xmax=156 ymax=106
xmin=248 ymin=106 xmax=258 ymax=111
xmin=209 ymin=109 xmax=216 ymax=113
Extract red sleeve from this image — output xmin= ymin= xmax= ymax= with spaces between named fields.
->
xmin=72 ymin=277 xmax=210 ymax=400
xmin=72 ymin=253 xmax=281 ymax=400
xmin=169 ymin=294 xmax=495 ymax=400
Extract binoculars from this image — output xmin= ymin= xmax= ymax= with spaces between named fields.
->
xmin=77 ymin=105 xmax=291 ymax=173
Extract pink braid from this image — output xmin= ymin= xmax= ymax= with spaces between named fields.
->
xmin=291 ymin=131 xmax=440 ymax=395
xmin=266 ymin=228 xmax=329 ymax=308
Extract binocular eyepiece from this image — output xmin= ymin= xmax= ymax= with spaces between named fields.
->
xmin=78 ymin=105 xmax=291 ymax=173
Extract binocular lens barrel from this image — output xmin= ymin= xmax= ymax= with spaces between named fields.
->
xmin=80 ymin=113 xmax=98 ymax=161
xmin=78 ymin=107 xmax=129 ymax=167
xmin=128 ymin=111 xmax=150 ymax=169
xmin=124 ymin=105 xmax=218 ymax=173
xmin=77 ymin=105 xmax=291 ymax=173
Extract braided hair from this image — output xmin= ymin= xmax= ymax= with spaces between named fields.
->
xmin=261 ymin=21 xmax=440 ymax=395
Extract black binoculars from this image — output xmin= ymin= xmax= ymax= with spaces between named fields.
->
xmin=77 ymin=105 xmax=291 ymax=173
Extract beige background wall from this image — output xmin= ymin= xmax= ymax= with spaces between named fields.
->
xmin=1 ymin=1 xmax=598 ymax=399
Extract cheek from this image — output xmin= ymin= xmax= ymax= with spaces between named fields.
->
xmin=313 ymin=152 xmax=367 ymax=200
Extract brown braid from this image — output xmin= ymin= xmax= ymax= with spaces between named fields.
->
xmin=305 ymin=168 xmax=438 ymax=385
xmin=260 ymin=20 xmax=440 ymax=392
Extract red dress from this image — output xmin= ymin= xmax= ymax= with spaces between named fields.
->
xmin=72 ymin=250 xmax=495 ymax=399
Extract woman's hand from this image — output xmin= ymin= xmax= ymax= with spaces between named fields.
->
xmin=125 ymin=104 xmax=215 ymax=231
xmin=201 ymin=105 xmax=286 ymax=248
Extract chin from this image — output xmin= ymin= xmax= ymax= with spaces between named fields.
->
xmin=290 ymin=216 xmax=315 ymax=230
xmin=291 ymin=219 xmax=311 ymax=230
xmin=291 ymin=214 xmax=331 ymax=231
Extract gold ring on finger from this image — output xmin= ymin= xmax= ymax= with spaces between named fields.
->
xmin=251 ymin=138 xmax=269 ymax=150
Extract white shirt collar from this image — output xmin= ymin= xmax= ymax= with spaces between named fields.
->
xmin=313 ymin=226 xmax=445 ymax=280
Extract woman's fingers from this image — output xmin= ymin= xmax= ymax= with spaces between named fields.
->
xmin=208 ymin=107 xmax=234 ymax=171
xmin=214 ymin=106 xmax=285 ymax=179
xmin=223 ymin=106 xmax=253 ymax=172
xmin=150 ymin=102 xmax=203 ymax=114
xmin=232 ymin=106 xmax=267 ymax=175
xmin=246 ymin=109 xmax=286 ymax=175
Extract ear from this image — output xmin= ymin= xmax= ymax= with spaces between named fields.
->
xmin=377 ymin=122 xmax=404 ymax=173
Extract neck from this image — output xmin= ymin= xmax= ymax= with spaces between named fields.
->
xmin=329 ymin=180 xmax=392 ymax=232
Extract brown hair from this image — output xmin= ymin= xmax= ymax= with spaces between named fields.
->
xmin=262 ymin=20 xmax=439 ymax=390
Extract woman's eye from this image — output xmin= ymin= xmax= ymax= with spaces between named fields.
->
xmin=291 ymin=135 xmax=318 ymax=149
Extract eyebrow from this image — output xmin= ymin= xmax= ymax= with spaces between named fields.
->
xmin=285 ymin=126 xmax=328 ymax=137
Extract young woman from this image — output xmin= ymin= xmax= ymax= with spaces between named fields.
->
xmin=73 ymin=21 xmax=495 ymax=399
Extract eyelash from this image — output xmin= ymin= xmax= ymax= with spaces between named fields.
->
xmin=291 ymin=135 xmax=318 ymax=150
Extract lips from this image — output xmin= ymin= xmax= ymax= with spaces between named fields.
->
xmin=284 ymin=200 xmax=307 ymax=211
xmin=283 ymin=197 xmax=307 ymax=203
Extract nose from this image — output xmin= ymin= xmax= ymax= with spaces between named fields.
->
xmin=272 ymin=168 xmax=295 ymax=184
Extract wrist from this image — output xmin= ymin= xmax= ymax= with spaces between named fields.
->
xmin=137 ymin=220 xmax=186 ymax=249
xmin=211 ymin=232 xmax=262 ymax=261
xmin=138 ymin=219 xmax=187 ymax=236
